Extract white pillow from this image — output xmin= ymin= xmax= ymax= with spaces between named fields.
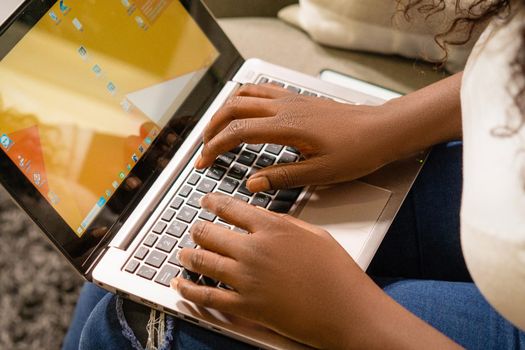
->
xmin=278 ymin=0 xmax=483 ymax=72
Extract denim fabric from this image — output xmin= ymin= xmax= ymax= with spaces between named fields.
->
xmin=62 ymin=142 xmax=524 ymax=350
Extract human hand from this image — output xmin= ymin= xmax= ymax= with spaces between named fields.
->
xmin=195 ymin=84 xmax=400 ymax=193
xmin=171 ymin=193 xmax=381 ymax=349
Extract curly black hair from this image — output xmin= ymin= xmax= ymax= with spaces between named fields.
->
xmin=398 ymin=0 xmax=524 ymax=136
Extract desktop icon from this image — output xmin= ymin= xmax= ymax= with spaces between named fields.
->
xmin=78 ymin=46 xmax=88 ymax=60
xmin=49 ymin=11 xmax=60 ymax=24
xmin=92 ymin=64 xmax=102 ymax=77
xmin=119 ymin=172 xmax=126 ymax=180
xmin=105 ymin=189 xmax=112 ymax=198
xmin=72 ymin=18 xmax=83 ymax=31
xmin=135 ymin=16 xmax=146 ymax=29
xmin=59 ymin=0 xmax=71 ymax=14
xmin=126 ymin=164 xmax=132 ymax=171
xmin=144 ymin=137 xmax=152 ymax=145
xmin=48 ymin=191 xmax=60 ymax=205
xmin=33 ymin=172 xmax=46 ymax=187
xmin=131 ymin=154 xmax=139 ymax=163
xmin=0 ymin=134 xmax=14 ymax=151
xmin=120 ymin=99 xmax=133 ymax=112
xmin=138 ymin=145 xmax=144 ymax=154
xmin=112 ymin=181 xmax=119 ymax=189
xmin=121 ymin=0 xmax=131 ymax=8
xmin=107 ymin=82 xmax=117 ymax=96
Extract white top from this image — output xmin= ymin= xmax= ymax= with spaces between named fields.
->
xmin=461 ymin=11 xmax=525 ymax=330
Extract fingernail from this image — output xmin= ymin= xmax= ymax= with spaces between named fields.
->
xmin=170 ymin=278 xmax=179 ymax=290
xmin=194 ymin=155 xmax=203 ymax=169
xmin=247 ymin=176 xmax=270 ymax=192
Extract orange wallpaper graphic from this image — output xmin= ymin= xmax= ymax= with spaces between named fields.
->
xmin=0 ymin=0 xmax=218 ymax=235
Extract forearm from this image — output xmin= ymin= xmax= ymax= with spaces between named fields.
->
xmin=379 ymin=72 xmax=463 ymax=163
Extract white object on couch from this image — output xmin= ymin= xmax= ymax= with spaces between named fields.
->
xmin=278 ymin=0 xmax=483 ymax=72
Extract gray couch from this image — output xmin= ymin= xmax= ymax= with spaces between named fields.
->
xmin=205 ymin=0 xmax=446 ymax=94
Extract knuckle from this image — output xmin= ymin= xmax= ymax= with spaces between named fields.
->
xmin=190 ymin=250 xmax=206 ymax=270
xmin=227 ymin=119 xmax=247 ymax=136
xmin=272 ymin=166 xmax=295 ymax=189
xmin=215 ymin=195 xmax=236 ymax=217
xmin=192 ymin=221 xmax=209 ymax=243
xmin=202 ymin=288 xmax=214 ymax=308
xmin=225 ymin=95 xmax=242 ymax=110
xmin=212 ymin=255 xmax=225 ymax=276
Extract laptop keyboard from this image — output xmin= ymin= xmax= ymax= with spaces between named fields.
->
xmin=124 ymin=78 xmax=323 ymax=288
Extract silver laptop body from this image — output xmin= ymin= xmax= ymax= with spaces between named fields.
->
xmin=0 ymin=1 xmax=425 ymax=349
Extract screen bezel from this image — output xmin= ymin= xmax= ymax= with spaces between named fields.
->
xmin=0 ymin=0 xmax=244 ymax=275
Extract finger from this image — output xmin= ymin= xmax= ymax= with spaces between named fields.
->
xmin=246 ymin=160 xmax=319 ymax=192
xmin=178 ymin=248 xmax=238 ymax=286
xmin=203 ymin=95 xmax=277 ymax=144
xmin=236 ymin=83 xmax=292 ymax=99
xmin=199 ymin=117 xmax=297 ymax=168
xmin=201 ymin=192 xmax=277 ymax=232
xmin=190 ymin=221 xmax=247 ymax=258
xmin=172 ymin=278 xmax=241 ymax=312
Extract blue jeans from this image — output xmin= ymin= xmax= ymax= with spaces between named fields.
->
xmin=62 ymin=142 xmax=525 ymax=350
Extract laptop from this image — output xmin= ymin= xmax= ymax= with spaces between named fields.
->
xmin=0 ymin=1 xmax=426 ymax=348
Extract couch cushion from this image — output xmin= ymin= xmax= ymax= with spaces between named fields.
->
xmin=218 ymin=18 xmax=447 ymax=94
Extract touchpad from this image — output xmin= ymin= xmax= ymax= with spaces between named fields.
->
xmin=296 ymin=181 xmax=392 ymax=261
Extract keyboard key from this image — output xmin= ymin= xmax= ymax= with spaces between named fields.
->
xmin=179 ymin=185 xmax=192 ymax=198
xmin=237 ymin=181 xmax=253 ymax=196
xmin=187 ymin=192 xmax=204 ymax=209
xmin=265 ymin=144 xmax=283 ymax=155
xmin=155 ymin=265 xmax=181 ymax=287
xmin=301 ymin=90 xmax=317 ymax=97
xmin=258 ymin=77 xmax=269 ymax=84
xmin=286 ymin=146 xmax=300 ymax=154
xmin=206 ymin=164 xmax=227 ymax=181
xmin=233 ymin=227 xmax=248 ymax=234
xmin=181 ymin=269 xmax=200 ymax=283
xmin=196 ymin=178 xmax=217 ymax=194
xmin=268 ymin=200 xmax=294 ymax=213
xmin=166 ymin=221 xmax=187 ymax=238
xmin=256 ymin=154 xmax=276 ymax=168
xmin=270 ymin=80 xmax=285 ymax=87
xmin=218 ymin=177 xmax=239 ymax=194
xmin=265 ymin=189 xmax=277 ymax=195
xmin=152 ymin=221 xmax=167 ymax=234
xmin=134 ymin=246 xmax=149 ymax=260
xmin=187 ymin=173 xmax=201 ymax=186
xmin=168 ymin=249 xmax=182 ymax=266
xmin=230 ymin=145 xmax=243 ymax=154
xmin=161 ymin=209 xmax=176 ymax=222
xmin=176 ymin=206 xmax=198 ymax=223
xmin=215 ymin=152 xmax=235 ymax=167
xmin=251 ymin=193 xmax=271 ymax=208
xmin=170 ymin=197 xmax=184 ymax=210
xmin=195 ymin=167 xmax=206 ymax=174
xmin=246 ymin=144 xmax=264 ymax=153
xmin=278 ymin=152 xmax=298 ymax=164
xmin=137 ymin=265 xmax=156 ymax=280
xmin=145 ymin=250 xmax=168 ymax=268
xmin=286 ymin=85 xmax=301 ymax=94
xmin=247 ymin=166 xmax=261 ymax=179
xmin=199 ymin=276 xmax=219 ymax=287
xmin=157 ymin=236 xmax=178 ymax=253
xmin=228 ymin=164 xmax=248 ymax=180
xmin=234 ymin=194 xmax=250 ymax=202
xmin=237 ymin=151 xmax=257 ymax=166
xmin=275 ymin=188 xmax=302 ymax=202
xmin=125 ymin=260 xmax=140 ymax=273
xmin=199 ymin=210 xmax=216 ymax=222
xmin=179 ymin=235 xmax=197 ymax=249
xmin=143 ymin=234 xmax=158 ymax=248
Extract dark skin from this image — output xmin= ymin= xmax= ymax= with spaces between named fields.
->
xmin=171 ymin=73 xmax=464 ymax=349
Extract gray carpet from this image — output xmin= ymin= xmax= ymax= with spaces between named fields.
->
xmin=0 ymin=187 xmax=84 ymax=350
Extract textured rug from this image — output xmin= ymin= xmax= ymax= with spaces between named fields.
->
xmin=0 ymin=187 xmax=83 ymax=350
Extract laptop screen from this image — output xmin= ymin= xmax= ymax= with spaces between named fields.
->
xmin=0 ymin=0 xmax=242 ymax=273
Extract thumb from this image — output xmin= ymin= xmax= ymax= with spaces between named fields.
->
xmin=246 ymin=160 xmax=316 ymax=192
